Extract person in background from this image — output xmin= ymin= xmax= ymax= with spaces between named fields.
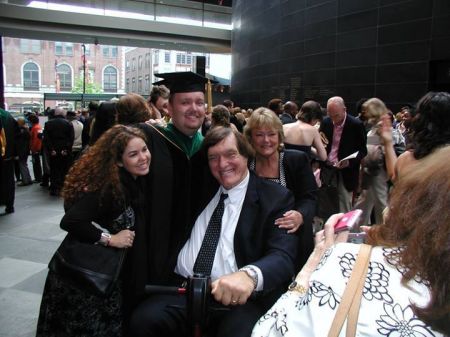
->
xmin=148 ymin=84 xmax=170 ymax=121
xmin=81 ymin=101 xmax=99 ymax=148
xmin=43 ymin=107 xmax=74 ymax=196
xmin=29 ymin=113 xmax=42 ymax=183
xmin=283 ymin=100 xmax=327 ymax=161
xmin=36 ymin=125 xmax=151 ymax=337
xmin=252 ymin=145 xmax=450 ymax=337
xmin=224 ymin=99 xmax=243 ymax=132
xmin=209 ymin=104 xmax=238 ymax=132
xmin=395 ymin=91 xmax=450 ymax=181
xmin=395 ymin=105 xmax=414 ymax=141
xmin=0 ymin=108 xmax=19 ymax=214
xmin=267 ymin=98 xmax=283 ymax=117
xmin=319 ymin=96 xmax=367 ymax=213
xmin=279 ymin=101 xmax=298 ymax=124
xmin=15 ymin=117 xmax=32 ymax=186
xmin=244 ymin=108 xmax=317 ymax=270
xmin=89 ymin=102 xmax=117 ymax=146
xmin=353 ymin=98 xmax=404 ymax=227
xmin=40 ymin=108 xmax=54 ymax=188
xmin=116 ymin=93 xmax=152 ymax=126
xmin=67 ymin=110 xmax=84 ymax=163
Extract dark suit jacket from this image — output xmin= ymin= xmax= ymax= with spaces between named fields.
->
xmin=43 ymin=115 xmax=74 ymax=153
xmin=279 ymin=112 xmax=295 ymax=125
xmin=283 ymin=149 xmax=317 ymax=269
xmin=193 ymin=172 xmax=298 ymax=292
xmin=319 ymin=114 xmax=367 ymax=191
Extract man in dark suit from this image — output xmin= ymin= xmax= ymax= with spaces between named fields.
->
xmin=319 ymin=96 xmax=367 ymax=212
xmin=279 ymin=101 xmax=298 ymax=124
xmin=43 ymin=107 xmax=74 ymax=196
xmin=130 ymin=127 xmax=298 ymax=337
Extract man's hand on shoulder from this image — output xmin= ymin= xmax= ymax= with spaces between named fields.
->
xmin=211 ymin=271 xmax=254 ymax=306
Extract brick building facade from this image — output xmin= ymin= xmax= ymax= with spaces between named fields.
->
xmin=124 ymin=48 xmax=210 ymax=96
xmin=2 ymin=37 xmax=124 ymax=112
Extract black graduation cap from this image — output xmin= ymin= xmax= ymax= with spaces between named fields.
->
xmin=153 ymin=71 xmax=215 ymax=94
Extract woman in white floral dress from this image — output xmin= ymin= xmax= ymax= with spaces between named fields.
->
xmin=252 ymin=146 xmax=450 ymax=337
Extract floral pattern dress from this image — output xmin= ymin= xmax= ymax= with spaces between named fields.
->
xmin=252 ymin=243 xmax=443 ymax=337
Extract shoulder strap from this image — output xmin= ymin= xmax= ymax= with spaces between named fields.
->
xmin=327 ymin=244 xmax=372 ymax=337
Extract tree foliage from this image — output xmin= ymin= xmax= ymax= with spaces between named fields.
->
xmin=72 ymin=77 xmax=103 ymax=94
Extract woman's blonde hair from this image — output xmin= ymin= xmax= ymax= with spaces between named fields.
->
xmin=362 ymin=97 xmax=388 ymax=124
xmin=244 ymin=107 xmax=284 ymax=147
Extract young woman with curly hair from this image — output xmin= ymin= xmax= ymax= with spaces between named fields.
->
xmin=395 ymin=91 xmax=450 ymax=179
xmin=37 ymin=124 xmax=151 ymax=337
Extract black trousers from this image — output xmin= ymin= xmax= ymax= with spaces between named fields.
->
xmin=49 ymin=153 xmax=71 ymax=193
xmin=0 ymin=159 xmax=15 ymax=209
xmin=129 ymin=294 xmax=267 ymax=337
xmin=31 ymin=152 xmax=42 ymax=182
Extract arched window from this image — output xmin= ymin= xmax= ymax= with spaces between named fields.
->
xmin=103 ymin=66 xmax=117 ymax=92
xmin=57 ymin=64 xmax=72 ymax=91
xmin=23 ymin=62 xmax=39 ymax=90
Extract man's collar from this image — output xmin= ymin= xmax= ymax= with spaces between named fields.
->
xmin=333 ymin=113 xmax=347 ymax=127
xmin=220 ymin=169 xmax=250 ymax=204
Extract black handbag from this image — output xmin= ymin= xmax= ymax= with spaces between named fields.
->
xmin=48 ymin=206 xmax=134 ymax=297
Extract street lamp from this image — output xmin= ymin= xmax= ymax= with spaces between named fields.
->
xmin=81 ymin=44 xmax=86 ymax=95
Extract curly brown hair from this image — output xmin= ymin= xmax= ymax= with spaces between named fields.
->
xmin=62 ymin=125 xmax=147 ymax=206
xmin=116 ymin=93 xmax=151 ymax=125
xmin=367 ymin=145 xmax=450 ymax=334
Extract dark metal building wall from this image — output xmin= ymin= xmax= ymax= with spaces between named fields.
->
xmin=231 ymin=0 xmax=450 ymax=113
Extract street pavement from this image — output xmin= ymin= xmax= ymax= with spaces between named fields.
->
xmin=0 ymin=181 xmax=64 ymax=337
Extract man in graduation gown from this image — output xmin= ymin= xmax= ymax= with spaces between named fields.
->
xmin=139 ymin=72 xmax=212 ymax=286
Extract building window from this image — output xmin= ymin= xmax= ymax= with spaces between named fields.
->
xmin=65 ymin=43 xmax=73 ymax=56
xmin=132 ymin=58 xmax=136 ymax=71
xmin=145 ymin=75 xmax=150 ymax=93
xmin=55 ymin=42 xmax=63 ymax=55
xmin=154 ymin=50 xmax=159 ymax=65
xmin=56 ymin=64 xmax=72 ymax=91
xmin=126 ymin=79 xmax=130 ymax=92
xmin=145 ymin=53 xmax=151 ymax=68
xmin=55 ymin=42 xmax=73 ymax=56
xmin=138 ymin=55 xmax=143 ymax=70
xmin=23 ymin=62 xmax=39 ymax=90
xmin=103 ymin=66 xmax=117 ymax=92
xmin=176 ymin=53 xmax=192 ymax=65
xmin=132 ymin=77 xmax=136 ymax=92
xmin=126 ymin=60 xmax=130 ymax=72
xmin=20 ymin=39 xmax=41 ymax=54
xmin=138 ymin=76 xmax=142 ymax=93
xmin=102 ymin=46 xmax=118 ymax=58
xmin=164 ymin=52 xmax=170 ymax=63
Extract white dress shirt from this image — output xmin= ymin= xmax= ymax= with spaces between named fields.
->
xmin=176 ymin=170 xmax=264 ymax=290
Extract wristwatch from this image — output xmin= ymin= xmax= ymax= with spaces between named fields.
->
xmin=288 ymin=280 xmax=308 ymax=295
xmin=239 ymin=266 xmax=258 ymax=290
xmin=98 ymin=232 xmax=111 ymax=246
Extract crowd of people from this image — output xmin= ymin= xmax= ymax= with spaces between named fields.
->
xmin=0 ymin=71 xmax=449 ymax=336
